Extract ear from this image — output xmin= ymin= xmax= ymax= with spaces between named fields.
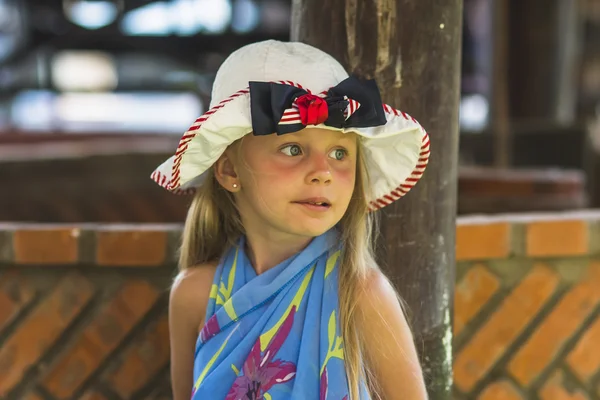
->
xmin=214 ymin=149 xmax=240 ymax=192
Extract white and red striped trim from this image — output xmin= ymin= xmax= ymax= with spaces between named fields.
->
xmin=367 ymin=126 xmax=430 ymax=211
xmin=151 ymin=81 xmax=429 ymax=211
xmin=279 ymin=104 xmax=301 ymax=125
xmin=165 ymin=87 xmax=251 ymax=191
xmin=150 ymin=170 xmax=195 ymax=195
xmin=345 ymin=98 xmax=361 ymax=119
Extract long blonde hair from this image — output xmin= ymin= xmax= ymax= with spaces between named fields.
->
xmin=179 ymin=141 xmax=392 ymax=399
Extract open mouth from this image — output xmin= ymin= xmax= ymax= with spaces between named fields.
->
xmin=293 ymin=196 xmax=332 ymax=211
xmin=294 ymin=201 xmax=331 ymax=210
xmin=302 ymin=201 xmax=329 ymax=206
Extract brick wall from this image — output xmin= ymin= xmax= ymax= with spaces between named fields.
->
xmin=455 ymin=211 xmax=600 ymax=400
xmin=0 ymin=225 xmax=180 ymax=400
xmin=0 ymin=211 xmax=599 ymax=400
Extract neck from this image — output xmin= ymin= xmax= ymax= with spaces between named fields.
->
xmin=243 ymin=230 xmax=314 ymax=275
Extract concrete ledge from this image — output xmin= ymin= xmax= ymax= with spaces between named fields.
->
xmin=0 ymin=209 xmax=598 ymax=266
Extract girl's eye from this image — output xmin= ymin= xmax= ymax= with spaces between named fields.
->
xmin=329 ymin=148 xmax=348 ymax=160
xmin=280 ymin=144 xmax=303 ymax=156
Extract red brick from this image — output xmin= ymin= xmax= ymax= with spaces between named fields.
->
xmin=526 ymin=220 xmax=589 ymax=257
xmin=508 ymin=262 xmax=600 ymax=386
xmin=478 ymin=380 xmax=524 ymax=400
xmin=96 ymin=230 xmax=167 ymax=266
xmin=539 ymin=370 xmax=588 ymax=400
xmin=566 ymin=315 xmax=600 ymax=383
xmin=456 ymin=223 xmax=511 ymax=261
xmin=454 ymin=264 xmax=500 ymax=336
xmin=0 ymin=273 xmax=94 ymax=396
xmin=0 ymin=271 xmax=35 ymax=330
xmin=14 ymin=227 xmax=80 ymax=264
xmin=43 ymin=280 xmax=159 ymax=398
xmin=454 ymin=265 xmax=559 ymax=393
xmin=108 ymin=314 xmax=170 ymax=398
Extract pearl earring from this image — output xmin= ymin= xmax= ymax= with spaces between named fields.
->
xmin=233 ymin=183 xmax=238 ymax=188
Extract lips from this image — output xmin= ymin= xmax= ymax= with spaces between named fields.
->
xmin=294 ymin=197 xmax=331 ymax=207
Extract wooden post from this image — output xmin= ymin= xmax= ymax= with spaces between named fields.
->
xmin=491 ymin=0 xmax=511 ymax=167
xmin=508 ymin=0 xmax=581 ymax=123
xmin=291 ymin=1 xmax=462 ymax=399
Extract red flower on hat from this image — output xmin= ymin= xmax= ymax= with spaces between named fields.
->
xmin=296 ymin=94 xmax=328 ymax=126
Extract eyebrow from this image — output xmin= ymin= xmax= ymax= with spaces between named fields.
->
xmin=277 ymin=132 xmax=357 ymax=145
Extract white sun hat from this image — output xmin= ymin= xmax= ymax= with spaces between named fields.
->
xmin=151 ymin=40 xmax=430 ymax=211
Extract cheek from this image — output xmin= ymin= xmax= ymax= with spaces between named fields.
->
xmin=333 ymin=163 xmax=356 ymax=190
xmin=239 ymin=156 xmax=299 ymax=200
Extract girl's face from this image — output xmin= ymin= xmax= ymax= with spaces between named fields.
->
xmin=231 ymin=128 xmax=357 ymax=240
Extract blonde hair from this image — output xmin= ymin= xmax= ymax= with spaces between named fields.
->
xmin=178 ymin=140 xmax=397 ymax=399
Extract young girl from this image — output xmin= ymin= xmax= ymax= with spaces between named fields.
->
xmin=153 ymin=40 xmax=430 ymax=400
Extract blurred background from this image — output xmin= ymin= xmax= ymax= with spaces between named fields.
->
xmin=0 ymin=0 xmax=599 ymax=223
xmin=1 ymin=2 xmax=600 ymax=400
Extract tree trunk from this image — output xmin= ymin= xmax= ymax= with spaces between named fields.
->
xmin=291 ymin=1 xmax=462 ymax=399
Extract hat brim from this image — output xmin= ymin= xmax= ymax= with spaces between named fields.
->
xmin=151 ymin=85 xmax=430 ymax=211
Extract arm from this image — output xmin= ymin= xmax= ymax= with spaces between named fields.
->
xmin=169 ymin=265 xmax=217 ymax=400
xmin=356 ymin=269 xmax=428 ymax=400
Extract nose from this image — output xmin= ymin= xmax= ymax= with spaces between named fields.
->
xmin=305 ymin=153 xmax=332 ymax=185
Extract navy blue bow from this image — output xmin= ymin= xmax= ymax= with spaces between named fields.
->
xmin=249 ymin=76 xmax=387 ymax=136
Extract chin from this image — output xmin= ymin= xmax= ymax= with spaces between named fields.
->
xmin=289 ymin=226 xmax=330 ymax=238
xmin=280 ymin=206 xmax=346 ymax=237
xmin=281 ymin=217 xmax=339 ymax=238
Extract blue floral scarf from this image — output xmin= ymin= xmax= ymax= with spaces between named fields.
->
xmin=191 ymin=229 xmax=368 ymax=399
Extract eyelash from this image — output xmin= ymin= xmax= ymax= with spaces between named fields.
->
xmin=279 ymin=144 xmax=349 ymax=160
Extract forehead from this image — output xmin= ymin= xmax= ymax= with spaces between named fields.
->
xmin=266 ymin=128 xmax=357 ymax=144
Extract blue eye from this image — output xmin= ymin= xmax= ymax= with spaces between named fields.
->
xmin=280 ymin=144 xmax=302 ymax=156
xmin=329 ymin=148 xmax=348 ymax=160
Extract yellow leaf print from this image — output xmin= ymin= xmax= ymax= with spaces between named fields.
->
xmin=217 ymin=248 xmax=238 ymax=305
xmin=321 ymin=310 xmax=344 ymax=374
xmin=259 ymin=264 xmax=316 ymax=351
xmin=325 ymin=250 xmax=340 ymax=279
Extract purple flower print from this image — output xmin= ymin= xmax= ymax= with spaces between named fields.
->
xmin=226 ymin=307 xmax=298 ymax=400
xmin=320 ymin=367 xmax=348 ymax=400
xmin=200 ymin=314 xmax=220 ymax=343
xmin=320 ymin=367 xmax=328 ymax=400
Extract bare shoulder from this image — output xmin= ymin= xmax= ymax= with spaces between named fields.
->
xmin=355 ymin=267 xmax=415 ymax=344
xmin=168 ymin=262 xmax=219 ymax=400
xmin=355 ymin=268 xmax=405 ymax=319
xmin=169 ymin=262 xmax=219 ymax=331
xmin=355 ymin=268 xmax=428 ymax=400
